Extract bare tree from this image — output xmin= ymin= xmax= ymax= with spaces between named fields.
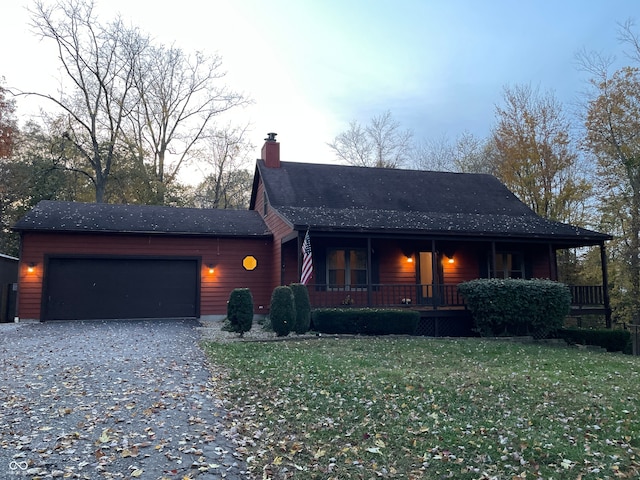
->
xmin=12 ymin=0 xmax=247 ymax=205
xmin=452 ymin=131 xmax=495 ymax=174
xmin=618 ymin=18 xmax=640 ymax=64
xmin=411 ymin=131 xmax=495 ymax=174
xmin=411 ymin=134 xmax=454 ymax=171
xmin=12 ymin=0 xmax=142 ymax=202
xmin=191 ymin=125 xmax=254 ymax=209
xmin=328 ymin=110 xmax=413 ymax=168
xmin=127 ymin=43 xmax=247 ymax=204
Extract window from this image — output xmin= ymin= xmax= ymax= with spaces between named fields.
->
xmin=327 ymin=248 xmax=367 ymax=289
xmin=489 ymin=252 xmax=525 ymax=279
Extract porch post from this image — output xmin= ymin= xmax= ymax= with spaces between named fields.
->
xmin=367 ymin=236 xmax=372 ymax=307
xmin=600 ymin=242 xmax=612 ymax=328
xmin=548 ymin=243 xmax=558 ymax=281
xmin=295 ymin=232 xmax=302 ymax=284
xmin=432 ymin=239 xmax=439 ymax=309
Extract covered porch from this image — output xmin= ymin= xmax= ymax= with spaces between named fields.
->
xmin=282 ymin=231 xmax=612 ymax=331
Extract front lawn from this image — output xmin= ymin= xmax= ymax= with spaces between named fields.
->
xmin=203 ymin=337 xmax=640 ymax=479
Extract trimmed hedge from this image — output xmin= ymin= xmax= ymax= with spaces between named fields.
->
xmin=558 ymin=328 xmax=631 ymax=353
xmin=226 ymin=288 xmax=253 ymax=337
xmin=289 ymin=283 xmax=311 ymax=334
xmin=312 ymin=308 xmax=420 ymax=335
xmin=269 ymin=286 xmax=296 ymax=337
xmin=458 ymin=278 xmax=570 ymax=338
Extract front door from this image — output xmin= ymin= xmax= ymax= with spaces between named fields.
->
xmin=418 ymin=251 xmax=434 ymax=304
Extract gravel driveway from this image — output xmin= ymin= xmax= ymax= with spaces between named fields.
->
xmin=0 ymin=319 xmax=247 ymax=479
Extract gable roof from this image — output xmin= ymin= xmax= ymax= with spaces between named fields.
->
xmin=253 ymin=160 xmax=611 ymax=246
xmin=13 ymin=200 xmax=271 ymax=238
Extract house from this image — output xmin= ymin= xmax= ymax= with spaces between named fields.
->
xmin=12 ymin=134 xmax=612 ymax=334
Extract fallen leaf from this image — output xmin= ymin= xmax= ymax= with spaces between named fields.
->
xmin=98 ymin=429 xmax=110 ymax=443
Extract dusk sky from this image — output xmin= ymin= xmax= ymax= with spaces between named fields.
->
xmin=2 ymin=0 xmax=639 ymax=172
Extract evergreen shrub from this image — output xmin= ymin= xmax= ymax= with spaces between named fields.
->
xmin=558 ymin=327 xmax=631 ymax=353
xmin=458 ymin=278 xmax=570 ymax=338
xmin=289 ymin=283 xmax=311 ymax=334
xmin=312 ymin=308 xmax=419 ymax=335
xmin=226 ymin=288 xmax=253 ymax=337
xmin=269 ymin=286 xmax=296 ymax=336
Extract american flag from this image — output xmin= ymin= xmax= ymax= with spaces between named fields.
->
xmin=300 ymin=230 xmax=313 ymax=285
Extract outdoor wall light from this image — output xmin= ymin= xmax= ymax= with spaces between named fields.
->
xmin=406 ymin=255 xmax=413 ymax=263
xmin=27 ymin=262 xmax=36 ymax=273
xmin=447 ymin=256 xmax=455 ymax=264
xmin=208 ymin=264 xmax=215 ymax=274
xmin=243 ymin=255 xmax=258 ymax=271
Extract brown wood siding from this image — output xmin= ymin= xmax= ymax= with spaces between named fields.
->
xmin=254 ymin=177 xmax=295 ymax=288
xmin=531 ymin=247 xmax=552 ymax=278
xmin=376 ymin=241 xmax=416 ymax=285
xmin=18 ymin=232 xmax=273 ymax=320
xmin=442 ymin=248 xmax=480 ymax=284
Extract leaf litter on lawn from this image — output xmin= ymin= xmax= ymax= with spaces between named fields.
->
xmin=0 ymin=319 xmax=247 ymax=479
xmin=203 ymin=336 xmax=640 ymax=479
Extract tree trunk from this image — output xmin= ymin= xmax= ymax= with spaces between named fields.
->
xmin=630 ymin=184 xmax=640 ymax=323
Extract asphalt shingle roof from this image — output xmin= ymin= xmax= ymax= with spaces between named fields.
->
xmin=13 ymin=201 xmax=271 ymax=237
xmin=256 ymin=160 xmax=611 ymax=245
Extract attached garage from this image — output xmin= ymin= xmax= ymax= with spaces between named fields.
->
xmin=43 ymin=256 xmax=199 ymax=320
xmin=13 ymin=201 xmax=274 ymax=322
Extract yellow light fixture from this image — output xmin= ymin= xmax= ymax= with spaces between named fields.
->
xmin=406 ymin=256 xmax=413 ymax=263
xmin=27 ymin=262 xmax=36 ymax=273
xmin=447 ymin=256 xmax=455 ymax=264
xmin=208 ymin=264 xmax=215 ymax=274
xmin=243 ymin=255 xmax=258 ymax=271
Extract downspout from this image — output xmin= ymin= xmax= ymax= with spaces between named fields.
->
xmin=600 ymin=241 xmax=612 ymax=328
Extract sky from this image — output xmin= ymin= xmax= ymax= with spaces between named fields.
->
xmin=2 ymin=0 xmax=639 ymax=175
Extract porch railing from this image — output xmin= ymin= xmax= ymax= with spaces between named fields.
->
xmin=308 ymin=283 xmax=606 ymax=310
xmin=568 ymin=285 xmax=604 ymax=306
xmin=308 ymin=284 xmax=466 ymax=309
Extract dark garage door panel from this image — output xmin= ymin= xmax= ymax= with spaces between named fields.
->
xmin=44 ymin=258 xmax=199 ymax=320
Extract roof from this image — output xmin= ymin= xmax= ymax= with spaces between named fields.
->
xmin=254 ymin=160 xmax=611 ymax=245
xmin=13 ymin=201 xmax=272 ymax=238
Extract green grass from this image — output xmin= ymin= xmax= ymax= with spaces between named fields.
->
xmin=202 ymin=338 xmax=640 ymax=479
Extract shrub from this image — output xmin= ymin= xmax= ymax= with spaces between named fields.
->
xmin=226 ymin=288 xmax=253 ymax=337
xmin=458 ymin=278 xmax=570 ymax=338
xmin=557 ymin=328 xmax=631 ymax=353
xmin=269 ymin=286 xmax=296 ymax=337
xmin=289 ymin=283 xmax=311 ymax=334
xmin=312 ymin=308 xmax=419 ymax=335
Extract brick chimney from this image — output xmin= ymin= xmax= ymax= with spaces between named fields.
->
xmin=262 ymin=132 xmax=280 ymax=168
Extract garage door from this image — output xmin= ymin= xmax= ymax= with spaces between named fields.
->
xmin=43 ymin=257 xmax=199 ymax=320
